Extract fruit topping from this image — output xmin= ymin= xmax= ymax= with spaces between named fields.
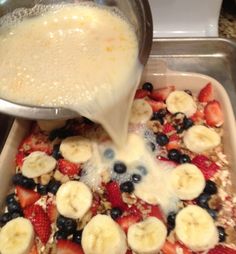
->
xmin=198 ymin=82 xmax=214 ymax=102
xmin=142 ymin=82 xmax=153 ymax=92
xmin=16 ymin=186 xmax=40 ymax=208
xmin=204 ymin=100 xmax=224 ymax=127
xmin=113 ymin=161 xmax=127 ymax=174
xmin=150 ymin=86 xmax=175 ymax=101
xmin=156 ymin=132 xmax=169 ymax=146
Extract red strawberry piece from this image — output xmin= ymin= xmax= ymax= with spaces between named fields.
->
xmin=163 ymin=123 xmax=175 ymax=134
xmin=157 ymin=156 xmax=178 ymax=166
xmin=126 ymin=250 xmax=133 ymax=254
xmin=19 ymin=133 xmax=53 ymax=155
xmin=16 ymin=186 xmax=40 ymax=208
xmin=161 ymin=241 xmax=192 ymax=254
xmin=204 ymin=100 xmax=224 ymax=127
xmin=46 ymin=201 xmax=58 ymax=222
xmin=150 ymin=86 xmax=175 ymax=101
xmin=15 ymin=151 xmax=25 ymax=168
xmin=28 ymin=243 xmax=38 ymax=254
xmin=190 ymin=110 xmax=204 ymax=122
xmin=198 ymin=82 xmax=214 ymax=102
xmin=135 ymin=89 xmax=150 ymax=99
xmin=169 ymin=133 xmax=180 ymax=142
xmin=208 ymin=245 xmax=236 ymax=254
xmin=116 ymin=214 xmax=141 ymax=233
xmin=146 ymin=99 xmax=166 ymax=112
xmin=192 ymin=155 xmax=220 ymax=179
xmin=105 ymin=181 xmax=128 ymax=210
xmin=166 ymin=140 xmax=180 ymax=151
xmin=56 ymin=240 xmax=84 ymax=254
xmin=24 ymin=204 xmax=51 ymax=244
xmin=148 ymin=205 xmax=165 ymax=221
xmin=58 ymin=159 xmax=80 ymax=176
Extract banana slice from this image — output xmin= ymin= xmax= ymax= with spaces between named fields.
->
xmin=22 ymin=151 xmax=57 ymax=178
xmin=0 ymin=217 xmax=34 ymax=254
xmin=183 ymin=125 xmax=221 ymax=153
xmin=129 ymin=99 xmax=153 ymax=124
xmin=166 ymin=91 xmax=197 ymax=117
xmin=82 ymin=214 xmax=127 ymax=254
xmin=175 ymin=205 xmax=219 ymax=252
xmin=60 ymin=136 xmax=92 ymax=163
xmin=37 ymin=120 xmax=67 ymax=132
xmin=170 ymin=163 xmax=205 ymax=200
xmin=56 ymin=181 xmax=92 ymax=219
xmin=127 ymin=217 xmax=167 ymax=254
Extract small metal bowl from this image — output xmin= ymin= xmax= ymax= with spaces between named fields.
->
xmin=0 ymin=0 xmax=153 ymax=120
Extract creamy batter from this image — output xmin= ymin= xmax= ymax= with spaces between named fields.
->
xmin=0 ymin=3 xmax=142 ymax=146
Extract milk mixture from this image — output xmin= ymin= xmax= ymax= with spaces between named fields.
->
xmin=0 ymin=3 xmax=142 ymax=147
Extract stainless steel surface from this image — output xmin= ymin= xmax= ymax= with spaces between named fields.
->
xmin=0 ymin=0 xmax=153 ymax=120
xmin=150 ymin=38 xmax=236 ymax=115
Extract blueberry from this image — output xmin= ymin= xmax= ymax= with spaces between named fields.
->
xmin=48 ymin=180 xmax=61 ymax=195
xmin=179 ymin=154 xmax=191 ymax=164
xmin=217 ymin=226 xmax=226 ymax=242
xmin=120 ymin=181 xmax=134 ymax=193
xmin=72 ymin=230 xmax=83 ymax=244
xmin=54 ymin=230 xmax=68 ymax=240
xmin=196 ymin=193 xmax=211 ymax=209
xmin=137 ymin=165 xmax=148 ymax=176
xmin=183 ymin=117 xmax=194 ymax=130
xmin=13 ymin=174 xmax=36 ymax=189
xmin=11 ymin=211 xmax=23 ymax=219
xmin=207 ymin=208 xmax=218 ymax=220
xmin=157 ymin=108 xmax=167 ymax=118
xmin=113 ymin=162 xmax=127 ymax=174
xmin=131 ymin=174 xmax=142 ymax=183
xmin=0 ymin=213 xmax=12 ymax=226
xmin=7 ymin=200 xmax=21 ymax=213
xmin=52 ymin=144 xmax=62 ymax=160
xmin=6 ymin=193 xmax=16 ymax=204
xmin=174 ymin=125 xmax=184 ymax=134
xmin=203 ymin=180 xmax=217 ymax=195
xmin=103 ymin=148 xmax=115 ymax=160
xmin=49 ymin=128 xmax=72 ymax=141
xmin=142 ymin=82 xmax=153 ymax=92
xmin=167 ymin=212 xmax=176 ymax=229
xmin=110 ymin=207 xmax=122 ymax=220
xmin=57 ymin=215 xmax=77 ymax=234
xmin=37 ymin=184 xmax=48 ymax=195
xmin=156 ymin=132 xmax=169 ymax=146
xmin=152 ymin=112 xmax=164 ymax=124
xmin=168 ymin=149 xmax=181 ymax=162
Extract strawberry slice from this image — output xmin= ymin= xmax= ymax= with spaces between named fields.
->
xmin=208 ymin=245 xmax=236 ymax=254
xmin=19 ymin=133 xmax=53 ymax=155
xmin=161 ymin=241 xmax=192 ymax=254
xmin=15 ymin=151 xmax=25 ymax=168
xmin=116 ymin=214 xmax=141 ymax=233
xmin=146 ymin=99 xmax=166 ymax=112
xmin=163 ymin=123 xmax=175 ymax=134
xmin=90 ymin=194 xmax=101 ymax=216
xmin=16 ymin=186 xmax=40 ymax=208
xmin=204 ymin=100 xmax=224 ymax=127
xmin=105 ymin=181 xmax=128 ymax=210
xmin=134 ymin=89 xmax=150 ymax=99
xmin=198 ymin=82 xmax=214 ymax=102
xmin=56 ymin=240 xmax=84 ymax=254
xmin=24 ymin=204 xmax=51 ymax=244
xmin=150 ymin=86 xmax=175 ymax=101
xmin=58 ymin=159 xmax=80 ymax=176
xmin=192 ymin=155 xmax=220 ymax=179
xmin=46 ymin=201 xmax=58 ymax=222
xmin=148 ymin=204 xmax=165 ymax=221
xmin=28 ymin=244 xmax=38 ymax=254
xmin=190 ymin=110 xmax=204 ymax=122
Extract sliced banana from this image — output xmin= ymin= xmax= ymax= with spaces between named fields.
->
xmin=22 ymin=151 xmax=57 ymax=178
xmin=170 ymin=163 xmax=205 ymax=200
xmin=166 ymin=91 xmax=197 ymax=117
xmin=0 ymin=217 xmax=34 ymax=254
xmin=129 ymin=99 xmax=153 ymax=124
xmin=175 ymin=205 xmax=219 ymax=252
xmin=56 ymin=181 xmax=92 ymax=219
xmin=60 ymin=136 xmax=92 ymax=163
xmin=82 ymin=214 xmax=127 ymax=254
xmin=127 ymin=217 xmax=167 ymax=254
xmin=37 ymin=119 xmax=67 ymax=132
xmin=183 ymin=125 xmax=221 ymax=153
